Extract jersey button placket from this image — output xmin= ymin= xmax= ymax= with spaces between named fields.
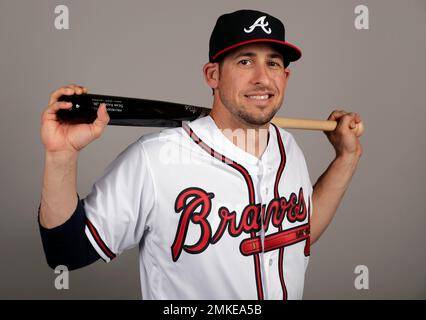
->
xmin=259 ymin=162 xmax=274 ymax=299
xmin=261 ymin=162 xmax=276 ymax=299
xmin=252 ymin=163 xmax=268 ymax=299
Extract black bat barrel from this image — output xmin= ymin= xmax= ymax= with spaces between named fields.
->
xmin=57 ymin=94 xmax=210 ymax=127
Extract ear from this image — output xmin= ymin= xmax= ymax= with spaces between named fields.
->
xmin=284 ymin=67 xmax=291 ymax=81
xmin=203 ymin=62 xmax=220 ymax=89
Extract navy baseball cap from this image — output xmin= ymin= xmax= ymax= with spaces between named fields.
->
xmin=209 ymin=9 xmax=302 ymax=67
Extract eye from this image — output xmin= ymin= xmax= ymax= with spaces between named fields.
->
xmin=268 ymin=60 xmax=283 ymax=68
xmin=238 ymin=59 xmax=252 ymax=66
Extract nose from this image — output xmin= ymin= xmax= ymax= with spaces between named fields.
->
xmin=250 ymin=63 xmax=272 ymax=87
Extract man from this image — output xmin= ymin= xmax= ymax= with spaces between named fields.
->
xmin=39 ymin=9 xmax=362 ymax=299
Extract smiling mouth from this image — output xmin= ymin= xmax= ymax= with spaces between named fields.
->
xmin=245 ymin=94 xmax=274 ymax=100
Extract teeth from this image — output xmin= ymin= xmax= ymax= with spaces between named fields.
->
xmin=247 ymin=95 xmax=269 ymax=100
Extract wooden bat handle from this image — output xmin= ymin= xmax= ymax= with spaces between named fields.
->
xmin=271 ymin=117 xmax=365 ymax=136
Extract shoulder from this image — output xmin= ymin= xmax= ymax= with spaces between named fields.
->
xmin=106 ymin=127 xmax=184 ymax=167
xmin=273 ymin=125 xmax=305 ymax=157
xmin=136 ymin=127 xmax=185 ymax=149
xmin=272 ymin=125 xmax=313 ymax=187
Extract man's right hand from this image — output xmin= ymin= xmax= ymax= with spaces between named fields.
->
xmin=41 ymin=84 xmax=110 ymax=155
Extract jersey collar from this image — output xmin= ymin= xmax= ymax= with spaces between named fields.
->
xmin=187 ymin=115 xmax=279 ymax=171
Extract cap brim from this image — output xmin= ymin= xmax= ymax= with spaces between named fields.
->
xmin=211 ymin=38 xmax=302 ymax=65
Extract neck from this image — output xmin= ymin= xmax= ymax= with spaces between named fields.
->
xmin=209 ymin=104 xmax=270 ymax=159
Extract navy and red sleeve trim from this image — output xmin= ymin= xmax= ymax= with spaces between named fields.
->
xmin=84 ymin=215 xmax=116 ymax=262
xmin=38 ymin=194 xmax=101 ymax=270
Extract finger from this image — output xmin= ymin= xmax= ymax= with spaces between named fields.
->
xmin=337 ymin=112 xmax=357 ymax=131
xmin=46 ymin=101 xmax=73 ymax=113
xmin=346 ymin=112 xmax=357 ymax=129
xmin=354 ymin=112 xmax=362 ymax=123
xmin=328 ymin=110 xmax=347 ymax=121
xmin=72 ymin=85 xmax=83 ymax=95
xmin=91 ymin=103 xmax=110 ymax=137
xmin=351 ymin=113 xmax=361 ymax=129
xmin=42 ymin=101 xmax=73 ymax=123
xmin=49 ymin=87 xmax=76 ymax=105
xmin=68 ymin=84 xmax=86 ymax=95
xmin=49 ymin=84 xmax=88 ymax=105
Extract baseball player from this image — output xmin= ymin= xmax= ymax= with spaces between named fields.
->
xmin=38 ymin=10 xmax=362 ymax=299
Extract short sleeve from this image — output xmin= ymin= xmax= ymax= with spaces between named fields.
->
xmin=83 ymin=139 xmax=155 ymax=262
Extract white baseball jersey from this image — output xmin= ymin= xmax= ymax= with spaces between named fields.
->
xmin=83 ymin=115 xmax=313 ymax=300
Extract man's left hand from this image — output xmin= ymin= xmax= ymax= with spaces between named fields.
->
xmin=325 ymin=110 xmax=363 ymax=159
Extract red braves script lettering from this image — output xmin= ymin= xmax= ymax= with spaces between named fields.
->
xmin=171 ymin=187 xmax=307 ymax=262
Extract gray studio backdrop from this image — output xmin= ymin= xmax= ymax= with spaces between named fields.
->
xmin=0 ymin=0 xmax=424 ymax=299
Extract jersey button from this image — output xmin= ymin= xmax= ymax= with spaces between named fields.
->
xmin=269 ymin=259 xmax=273 ymax=266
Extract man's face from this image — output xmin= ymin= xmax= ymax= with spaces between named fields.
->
xmin=215 ymin=43 xmax=290 ymax=126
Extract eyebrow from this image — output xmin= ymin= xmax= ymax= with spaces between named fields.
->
xmin=232 ymin=51 xmax=284 ymax=62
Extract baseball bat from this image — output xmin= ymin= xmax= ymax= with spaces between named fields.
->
xmin=57 ymin=94 xmax=364 ymax=135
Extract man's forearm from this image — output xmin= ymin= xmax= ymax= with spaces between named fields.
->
xmin=39 ymin=151 xmax=79 ymax=229
xmin=311 ymin=154 xmax=360 ymax=244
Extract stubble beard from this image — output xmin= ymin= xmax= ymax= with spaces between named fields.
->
xmin=219 ymin=92 xmax=282 ymax=127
